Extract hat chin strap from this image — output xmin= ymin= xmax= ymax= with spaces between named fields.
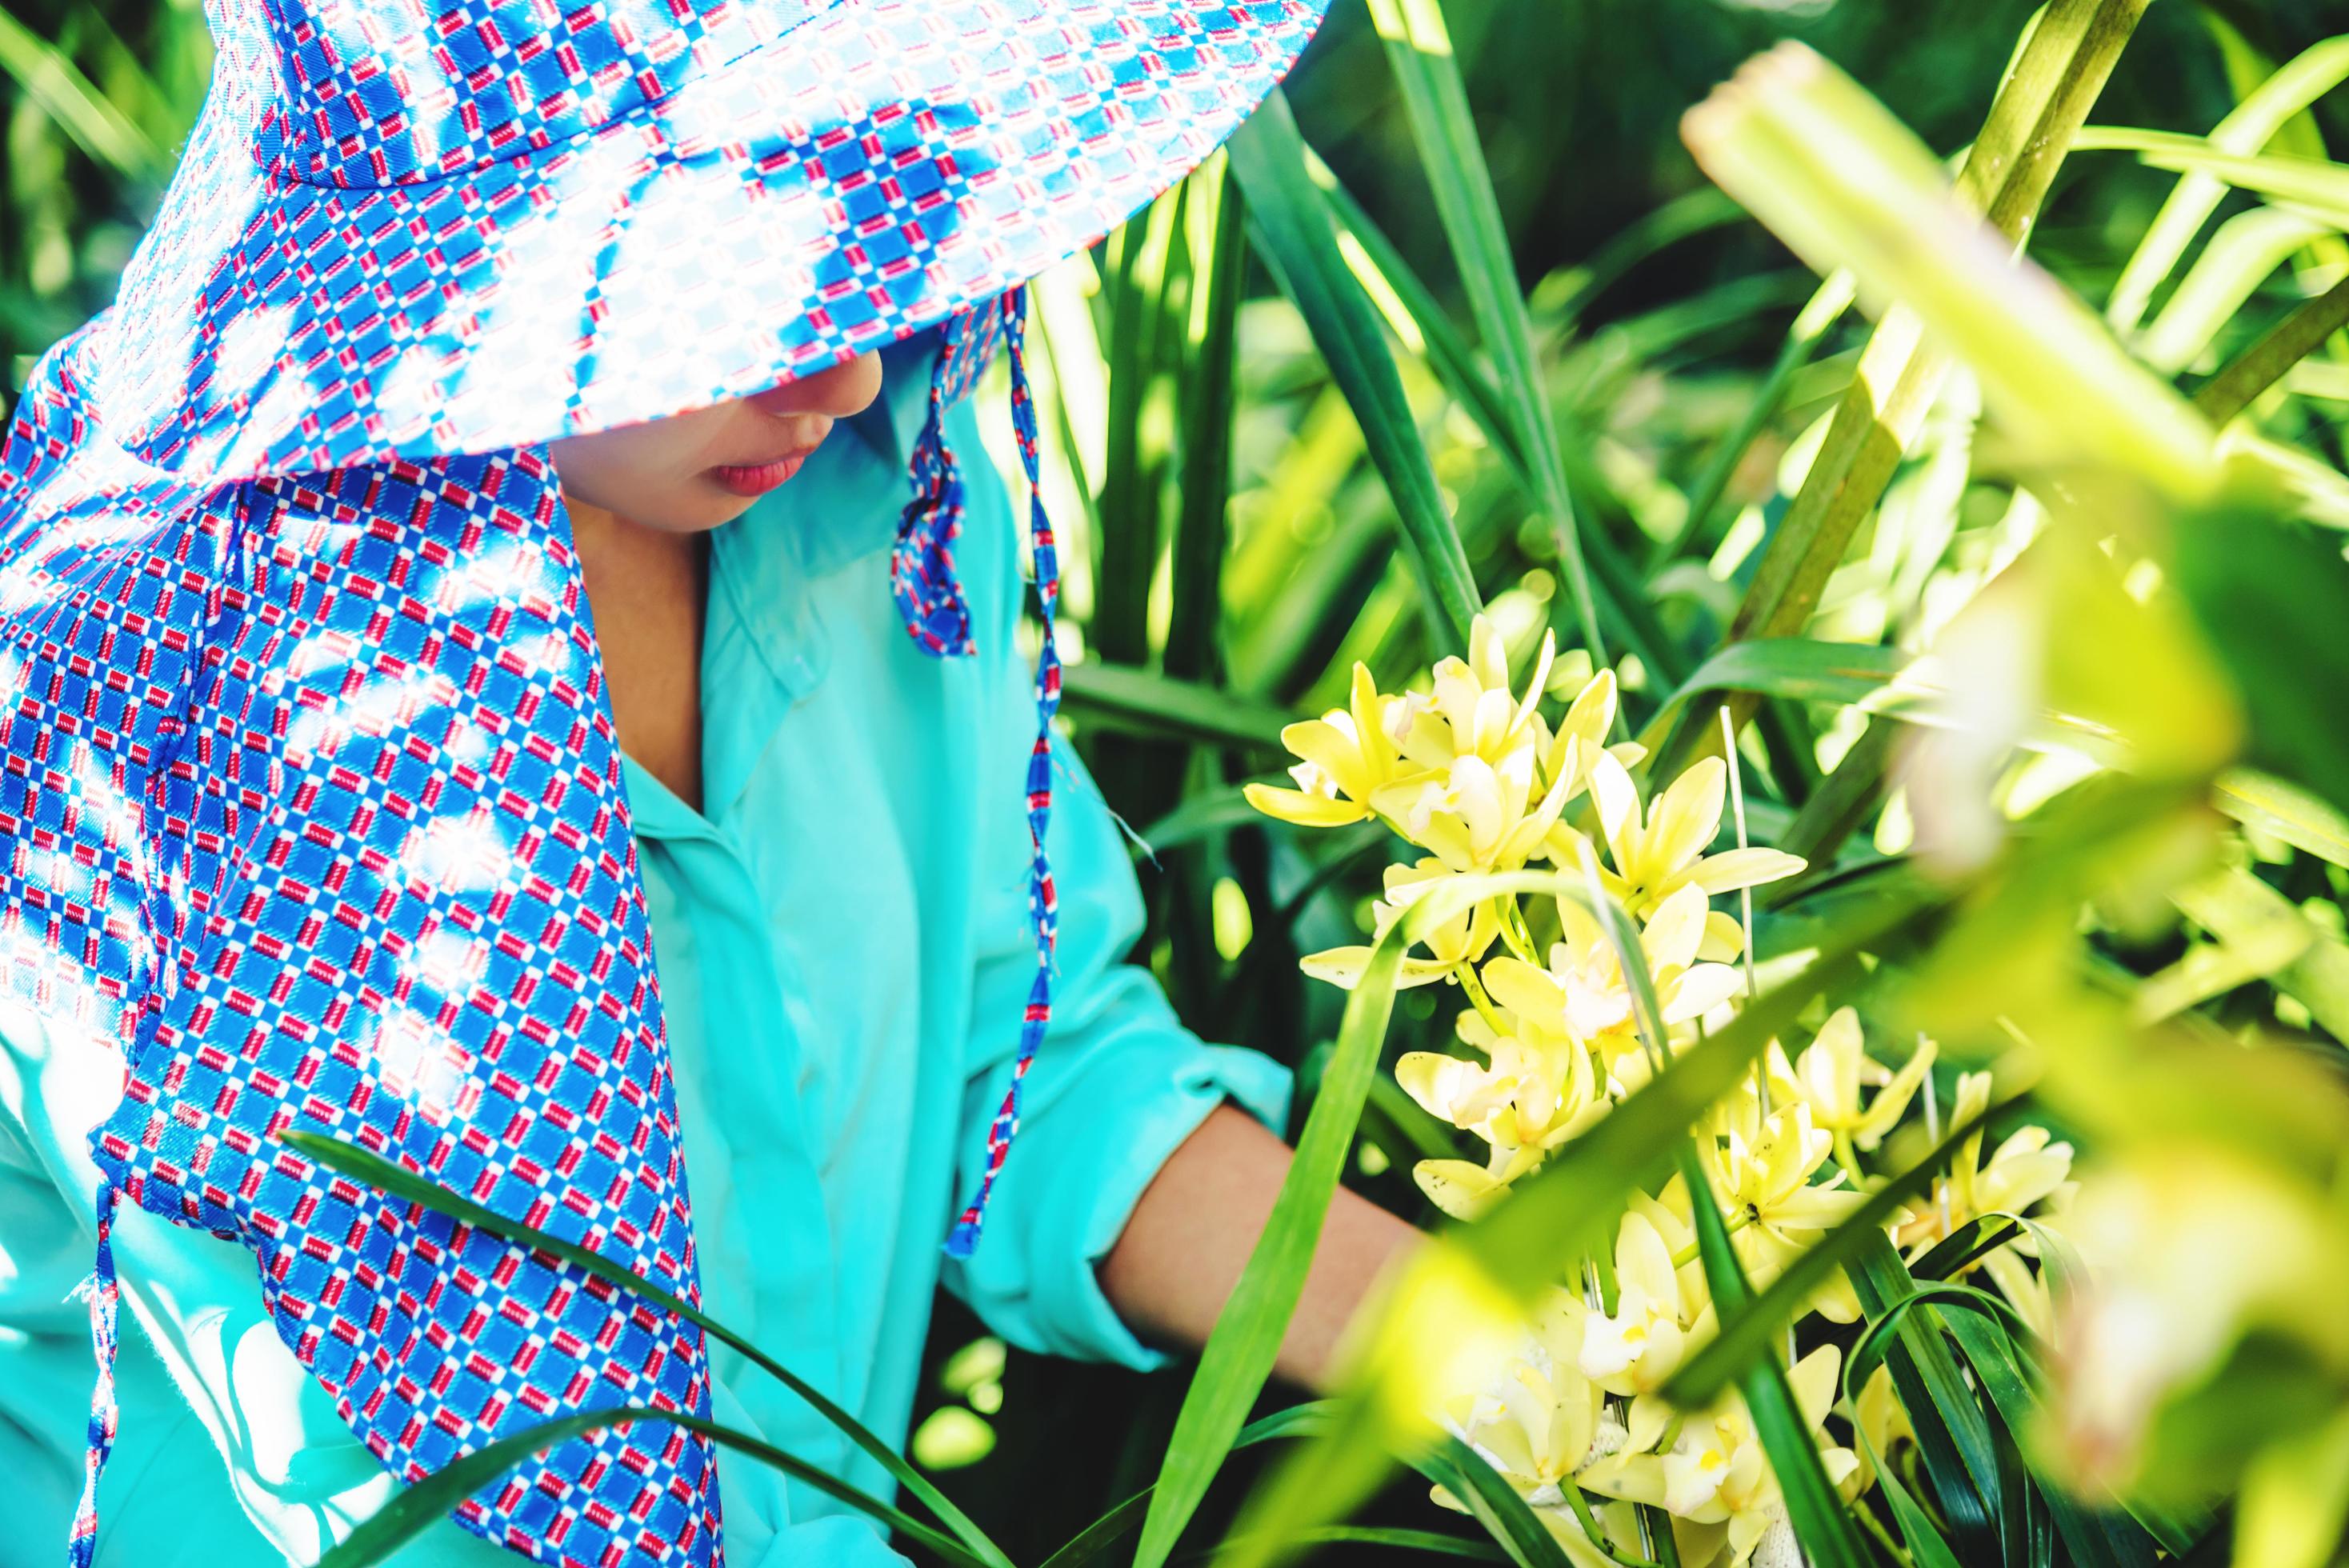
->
xmin=905 ymin=287 xmax=1060 ymax=1262
xmin=68 ymin=1178 xmax=122 ymax=1568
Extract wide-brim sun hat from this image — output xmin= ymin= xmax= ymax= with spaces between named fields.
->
xmin=107 ymin=0 xmax=1330 ymax=485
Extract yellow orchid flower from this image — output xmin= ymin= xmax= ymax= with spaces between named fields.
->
xmin=1560 ymin=1208 xmax=1715 ymax=1399
xmin=1402 ymin=1000 xmax=1607 ymax=1221
xmin=1893 ymin=1070 xmax=2076 ymax=1254
xmin=1366 ymin=617 xmax=1587 ymax=873
xmin=1766 ymin=1007 xmax=1938 ymax=1154
xmin=1245 ymin=661 xmax=1423 ymax=829
xmin=1700 ymin=1094 xmax=1869 ymax=1264
xmin=1426 ymin=1290 xmax=1618 ymax=1539
xmin=1581 ymin=752 xmax=1807 ymax=918
xmin=1480 ymin=885 xmax=1747 ymax=1077
xmin=1847 ymin=1363 xmax=1912 ymax=1496
xmin=1299 ymin=858 xmax=1502 ymax=991
xmin=1585 ymin=1346 xmax=1860 ymax=1568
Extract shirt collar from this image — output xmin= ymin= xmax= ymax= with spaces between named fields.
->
xmin=694 ymin=328 xmax=942 ymax=823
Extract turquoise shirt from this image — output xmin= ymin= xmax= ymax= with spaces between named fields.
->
xmin=0 ymin=337 xmax=1291 ymax=1567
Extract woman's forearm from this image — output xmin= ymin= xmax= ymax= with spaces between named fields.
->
xmin=1097 ymin=1102 xmax=1423 ymax=1391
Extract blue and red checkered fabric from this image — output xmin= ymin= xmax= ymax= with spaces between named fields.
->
xmin=3 ymin=338 xmax=722 ymax=1561
xmin=0 ymin=0 xmax=1327 ymax=1559
xmin=98 ymin=0 xmax=1326 ymax=486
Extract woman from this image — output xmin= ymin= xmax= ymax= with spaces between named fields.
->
xmin=0 ymin=2 xmax=1417 ymax=1562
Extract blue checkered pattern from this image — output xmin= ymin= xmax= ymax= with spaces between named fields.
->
xmin=101 ymin=0 xmax=1326 ymax=485
xmin=3 ymin=0 xmax=1327 ymax=1559
xmin=2 ymin=345 xmax=721 ymax=1562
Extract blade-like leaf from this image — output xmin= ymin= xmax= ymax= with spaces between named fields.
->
xmin=1228 ymin=90 xmax=1482 ymax=650
xmin=1683 ymin=42 xmax=2217 ymax=503
xmin=1663 ymin=1110 xmax=1989 ymax=1409
xmin=1059 ymin=661 xmax=1293 ymax=751
xmin=1599 ymin=873 xmax=1871 ymax=1568
xmin=2105 ymin=36 xmax=2349 ymax=330
xmin=281 ymin=1132 xmax=1010 ymax=1568
xmin=1675 ymin=1146 xmax=1872 ymax=1568
xmin=314 ymin=1405 xmax=989 ymax=1568
xmin=1368 ymin=0 xmax=1604 ymax=663
xmin=1419 ymin=1438 xmax=1576 ymax=1568
xmin=2214 ymin=768 xmax=2349 ymax=871
xmin=1168 ymin=154 xmax=1247 ymax=687
xmin=0 ymin=8 xmax=160 ymax=178
xmin=2193 ymin=274 xmax=2349 ymax=422
xmin=2073 ymin=127 xmax=2349 ymax=226
xmin=1847 ymin=1230 xmax=2003 ymax=1552
xmin=1663 ymin=0 xmax=2151 ymax=783
xmin=1130 ymin=868 xmax=1428 ymax=1566
xmin=1036 ymin=1403 xmax=1340 ymax=1568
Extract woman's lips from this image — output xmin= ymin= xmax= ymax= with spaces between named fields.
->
xmin=710 ymin=450 xmax=813 ymax=497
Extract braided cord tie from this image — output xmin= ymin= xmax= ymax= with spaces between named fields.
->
xmin=66 ymin=1180 xmax=122 ymax=1568
xmin=942 ymin=287 xmax=1059 ymax=1259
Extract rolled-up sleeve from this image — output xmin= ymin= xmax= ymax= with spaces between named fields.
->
xmin=946 ymin=701 xmax=1291 ymax=1370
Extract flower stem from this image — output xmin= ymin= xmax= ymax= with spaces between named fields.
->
xmin=1455 ymin=961 xmax=1512 ymax=1040
xmin=1671 ymin=1208 xmax=1748 ymax=1270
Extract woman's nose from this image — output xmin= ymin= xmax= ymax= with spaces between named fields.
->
xmin=748 ymin=350 xmax=883 ymax=419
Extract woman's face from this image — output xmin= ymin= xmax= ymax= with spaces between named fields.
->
xmin=549 ymin=350 xmax=884 ymax=532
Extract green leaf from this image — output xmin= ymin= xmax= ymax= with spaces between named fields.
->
xmin=280 ymin=1132 xmax=1010 ymax=1568
xmin=2136 ymin=206 xmax=2337 ymax=376
xmin=1662 ymin=1109 xmax=1990 ymax=1409
xmin=1683 ymin=41 xmax=2215 ymax=505
xmin=2071 ymin=127 xmax=2349 ymax=227
xmin=1128 ymin=875 xmax=1418 ymax=1566
xmin=1059 ymin=661 xmax=1293 ymax=751
xmin=2214 ymin=768 xmax=2349 ymax=871
xmin=1847 ymin=1231 xmax=2003 ymax=1553
xmin=1463 ymin=884 xmax=1927 ymax=1297
xmin=2192 ymin=274 xmax=2349 ymax=424
xmin=1036 ymin=1403 xmax=1339 ymax=1568
xmin=0 ymin=8 xmax=160 ymax=178
xmin=1675 ymin=1147 xmax=1872 ymax=1568
xmin=1227 ymin=89 xmax=1483 ymax=650
xmin=1410 ymin=1440 xmax=1576 ymax=1568
xmin=1866 ymin=1427 xmax=1971 ymax=1568
xmin=1642 ymin=638 xmax=1908 ymax=741
xmin=1941 ymin=1302 xmax=2164 ymax=1568
xmin=2169 ymin=507 xmax=2349 ymax=824
xmin=314 ymin=1404 xmax=991 ymax=1568
xmin=1195 ymin=1525 xmax=1508 ymax=1562
xmin=2103 ymin=36 xmax=2349 ymax=331
xmin=1664 ymin=0 xmax=2155 ymax=775
xmin=2235 ymin=1406 xmax=2349 ymax=1568
xmin=2166 ymin=866 xmax=2349 ymax=1039
xmin=1311 ymin=166 xmax=1675 ymax=679
xmin=1367 ymin=0 xmax=1605 ymax=663
xmin=1588 ymin=874 xmax=1871 ymax=1568
xmin=1167 ymin=155 xmax=1247 ymax=687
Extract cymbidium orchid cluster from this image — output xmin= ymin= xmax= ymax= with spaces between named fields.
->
xmin=1252 ymin=616 xmax=2081 ymax=1568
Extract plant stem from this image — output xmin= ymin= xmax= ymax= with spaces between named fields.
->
xmin=1671 ymin=1206 xmax=1751 ymax=1268
xmin=2193 ymin=273 xmax=2349 ymax=422
xmin=1455 ymin=959 xmax=1512 ymax=1038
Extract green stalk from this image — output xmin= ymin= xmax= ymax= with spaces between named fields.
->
xmin=2193 ymin=273 xmax=2349 ymax=422
xmin=1661 ymin=0 xmax=2151 ymax=782
xmin=1228 ymin=90 xmax=1482 ymax=649
xmin=1167 ymin=158 xmax=1247 ymax=686
xmin=1367 ymin=0 xmax=1605 ymax=663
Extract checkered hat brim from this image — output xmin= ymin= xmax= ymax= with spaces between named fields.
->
xmin=102 ymin=0 xmax=1328 ymax=484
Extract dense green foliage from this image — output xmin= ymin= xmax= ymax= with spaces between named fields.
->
xmin=12 ymin=2 xmax=2349 ymax=1566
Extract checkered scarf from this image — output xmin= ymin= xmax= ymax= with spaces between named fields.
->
xmin=3 ymin=290 xmax=1049 ymax=1566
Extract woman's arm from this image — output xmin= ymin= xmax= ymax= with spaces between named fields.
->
xmin=1098 ymin=1103 xmax=1423 ymax=1392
